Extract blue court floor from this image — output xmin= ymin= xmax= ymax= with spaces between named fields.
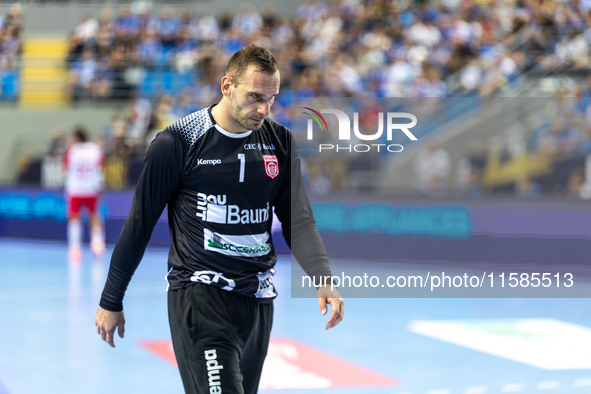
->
xmin=0 ymin=238 xmax=590 ymax=394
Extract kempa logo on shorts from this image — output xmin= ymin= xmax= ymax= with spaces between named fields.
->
xmin=196 ymin=192 xmax=270 ymax=224
xmin=204 ymin=349 xmax=223 ymax=393
xmin=197 ymin=159 xmax=222 ymax=166
xmin=303 ymin=107 xmax=418 ymax=153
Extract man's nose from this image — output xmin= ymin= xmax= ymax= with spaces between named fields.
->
xmin=257 ymin=101 xmax=270 ymax=117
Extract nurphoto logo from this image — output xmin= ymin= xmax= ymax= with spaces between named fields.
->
xmin=302 ymin=107 xmax=418 ymax=153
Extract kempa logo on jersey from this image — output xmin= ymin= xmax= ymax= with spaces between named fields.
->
xmin=303 ymin=107 xmax=418 ymax=153
xmin=196 ymin=192 xmax=270 ymax=224
xmin=204 ymin=349 xmax=223 ymax=393
xmin=197 ymin=159 xmax=222 ymax=166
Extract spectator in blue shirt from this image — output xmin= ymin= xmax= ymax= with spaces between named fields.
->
xmin=137 ymin=29 xmax=163 ymax=69
xmin=115 ymin=4 xmax=140 ymax=46
xmin=157 ymin=6 xmax=180 ymax=55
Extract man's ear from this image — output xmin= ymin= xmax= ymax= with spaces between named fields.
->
xmin=221 ymin=76 xmax=233 ymax=97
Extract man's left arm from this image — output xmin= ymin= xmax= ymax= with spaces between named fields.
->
xmin=273 ymin=133 xmax=344 ymax=329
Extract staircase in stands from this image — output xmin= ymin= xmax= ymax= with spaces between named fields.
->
xmin=20 ymin=38 xmax=69 ymax=108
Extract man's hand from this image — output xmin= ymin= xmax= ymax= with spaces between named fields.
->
xmin=95 ymin=306 xmax=125 ymax=348
xmin=317 ymin=285 xmax=344 ymax=330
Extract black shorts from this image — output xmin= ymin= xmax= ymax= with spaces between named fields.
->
xmin=168 ymin=283 xmax=273 ymax=394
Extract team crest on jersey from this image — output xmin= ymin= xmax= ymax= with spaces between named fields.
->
xmin=263 ymin=155 xmax=279 ymax=179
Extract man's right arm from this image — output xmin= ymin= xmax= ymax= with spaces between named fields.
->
xmin=99 ymin=131 xmax=185 ymax=312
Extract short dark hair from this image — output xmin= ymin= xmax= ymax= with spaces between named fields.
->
xmin=225 ymin=44 xmax=278 ymax=86
xmin=73 ymin=126 xmax=88 ymax=143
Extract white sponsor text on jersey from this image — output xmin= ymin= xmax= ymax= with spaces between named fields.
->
xmin=196 ymin=192 xmax=270 ymax=224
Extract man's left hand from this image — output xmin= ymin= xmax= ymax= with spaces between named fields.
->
xmin=317 ymin=285 xmax=344 ymax=330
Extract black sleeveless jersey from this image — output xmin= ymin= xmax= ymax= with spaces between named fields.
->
xmin=99 ymin=106 xmax=332 ymax=311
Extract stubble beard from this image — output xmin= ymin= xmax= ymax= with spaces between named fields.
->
xmin=229 ymin=94 xmax=265 ymax=131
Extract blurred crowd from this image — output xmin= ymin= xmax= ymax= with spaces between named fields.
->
xmin=16 ymin=0 xmax=591 ymax=198
xmin=0 ymin=3 xmax=23 ymax=70
xmin=67 ymin=0 xmax=591 ymax=104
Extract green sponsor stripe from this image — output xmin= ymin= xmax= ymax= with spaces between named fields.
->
xmin=207 ymin=239 xmax=224 ymax=249
xmin=207 ymin=238 xmax=270 ymax=254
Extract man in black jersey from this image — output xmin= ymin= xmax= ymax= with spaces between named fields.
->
xmin=95 ymin=44 xmax=344 ymax=393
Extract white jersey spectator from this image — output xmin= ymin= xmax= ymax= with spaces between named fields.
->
xmin=65 ymin=138 xmax=104 ymax=197
xmin=64 ymin=127 xmax=105 ymax=261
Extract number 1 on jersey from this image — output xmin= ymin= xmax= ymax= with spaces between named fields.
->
xmin=238 ymin=153 xmax=245 ymax=182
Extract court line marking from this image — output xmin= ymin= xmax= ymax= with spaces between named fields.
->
xmin=501 ymin=383 xmax=524 ymax=392
xmin=465 ymin=386 xmax=487 ymax=394
xmin=574 ymin=378 xmax=591 ymax=387
xmin=537 ymin=380 xmax=559 ymax=389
